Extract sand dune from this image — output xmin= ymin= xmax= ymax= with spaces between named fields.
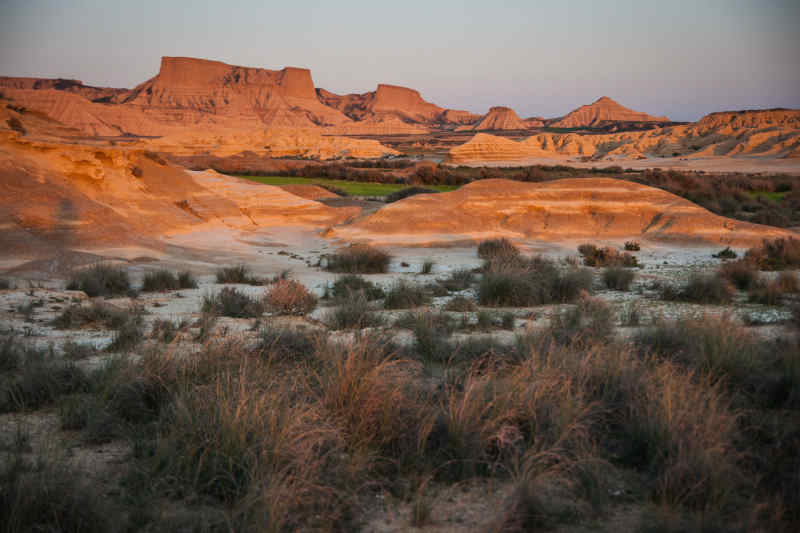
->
xmin=327 ymin=178 xmax=794 ymax=246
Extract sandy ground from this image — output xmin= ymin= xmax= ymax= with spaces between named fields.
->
xmin=451 ymin=154 xmax=800 ymax=175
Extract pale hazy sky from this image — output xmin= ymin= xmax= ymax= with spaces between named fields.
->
xmin=1 ymin=0 xmax=798 ymax=121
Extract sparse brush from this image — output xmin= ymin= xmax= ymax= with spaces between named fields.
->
xmin=150 ymin=318 xmax=179 ymax=343
xmin=331 ymin=274 xmax=384 ymax=301
xmin=142 ymin=268 xmax=198 ymax=291
xmin=713 ymin=246 xmax=738 ymax=259
xmin=66 ymin=263 xmax=131 ymax=297
xmin=62 ymin=340 xmax=97 ymax=360
xmin=265 ymin=279 xmax=317 ymax=315
xmin=548 ymin=293 xmax=614 ymax=346
xmin=215 ymin=264 xmax=262 ymax=285
xmin=718 ymin=259 xmax=760 ymax=290
xmin=327 ymin=292 xmax=383 ymax=330
xmin=324 ymin=244 xmax=392 ymax=274
xmin=444 ymin=294 xmax=476 ymax=312
xmin=256 ymin=325 xmax=319 ymax=363
xmin=662 ymin=273 xmax=735 ymax=304
xmin=602 ymin=266 xmax=635 ymax=291
xmin=383 ymin=279 xmax=431 ymax=309
xmin=745 ymin=237 xmax=800 ymax=270
xmin=479 ymin=256 xmax=592 ymax=307
xmin=107 ymin=309 xmax=145 ymax=352
xmin=397 ymin=310 xmax=456 ymax=362
xmin=477 ymin=238 xmax=520 ymax=260
xmin=440 ymin=268 xmax=474 ymax=291
xmin=202 ymin=287 xmax=265 ymax=318
xmin=578 ymin=244 xmax=639 ymax=267
xmin=420 ymin=259 xmax=435 ymax=275
xmin=624 ymin=241 xmax=641 ymax=252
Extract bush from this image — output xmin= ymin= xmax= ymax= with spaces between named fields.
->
xmin=52 ymin=301 xmax=135 ymax=330
xmin=478 ymin=257 xmax=591 ymax=307
xmin=444 ymin=295 xmax=476 ymax=312
xmin=257 ymin=326 xmax=318 ymax=363
xmin=398 ymin=310 xmax=456 ymax=362
xmin=748 ymin=273 xmax=798 ymax=305
xmin=477 ymin=238 xmax=520 ymax=260
xmin=107 ymin=310 xmax=145 ymax=352
xmin=324 ymin=244 xmax=392 ymax=274
xmin=327 ymin=292 xmax=383 ymax=330
xmin=577 ymin=244 xmax=638 ymax=267
xmin=0 ymin=279 xmax=10 ymax=290
xmin=331 ymin=274 xmax=385 ymax=301
xmin=420 ymin=259 xmax=435 ymax=275
xmin=383 ymin=279 xmax=431 ymax=309
xmin=713 ymin=247 xmax=738 ymax=259
xmin=66 ymin=264 xmax=130 ymax=297
xmin=662 ymin=274 xmax=735 ymax=304
xmin=548 ymin=293 xmax=614 ymax=346
xmin=62 ymin=340 xmax=97 ymax=360
xmin=602 ymin=267 xmax=635 ymax=291
xmin=141 ymin=269 xmax=197 ymax=291
xmin=385 ymin=186 xmax=437 ymax=203
xmin=215 ymin=264 xmax=262 ymax=285
xmin=718 ymin=259 xmax=760 ymax=290
xmin=265 ymin=279 xmax=316 ymax=315
xmin=439 ymin=268 xmax=474 ymax=291
xmin=150 ymin=318 xmax=179 ymax=343
xmin=202 ymin=287 xmax=264 ymax=318
xmin=745 ymin=237 xmax=800 ymax=270
xmin=624 ymin=241 xmax=641 ymax=251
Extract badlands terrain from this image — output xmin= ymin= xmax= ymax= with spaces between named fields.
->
xmin=1 ymin=56 xmax=799 ymax=532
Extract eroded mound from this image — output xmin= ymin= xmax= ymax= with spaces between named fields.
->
xmin=327 ymin=178 xmax=793 ymax=246
xmin=0 ymin=136 xmax=358 ymax=258
xmin=550 ymin=96 xmax=670 ymax=128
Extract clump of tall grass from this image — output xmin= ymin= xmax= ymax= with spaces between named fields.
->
xmin=202 ymin=287 xmax=264 ymax=318
xmin=745 ymin=237 xmax=800 ymax=270
xmin=661 ymin=273 xmax=735 ymax=304
xmin=327 ymin=292 xmax=383 ymax=330
xmin=577 ymin=244 xmax=639 ymax=267
xmin=331 ymin=274 xmax=385 ymax=301
xmin=141 ymin=269 xmax=197 ymax=291
xmin=477 ymin=238 xmax=520 ymax=260
xmin=215 ymin=264 xmax=263 ymax=285
xmin=602 ymin=266 xmax=635 ymax=291
xmin=383 ymin=279 xmax=431 ymax=309
xmin=478 ymin=255 xmax=592 ymax=306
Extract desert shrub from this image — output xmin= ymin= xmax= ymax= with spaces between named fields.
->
xmin=66 ymin=263 xmax=130 ymax=297
xmin=444 ymin=295 xmax=476 ymax=312
xmin=548 ymin=293 xmax=614 ymax=346
xmin=624 ymin=241 xmax=641 ymax=251
xmin=718 ymin=259 xmax=760 ymax=290
xmin=634 ymin=315 xmax=762 ymax=385
xmin=202 ymin=287 xmax=264 ymax=318
xmin=62 ymin=340 xmax=97 ymax=360
xmin=439 ymin=268 xmax=474 ymax=291
xmin=603 ymin=266 xmax=635 ymax=291
xmin=52 ymin=301 xmax=133 ymax=329
xmin=501 ymin=312 xmax=516 ymax=330
xmin=331 ymin=274 xmax=385 ymax=301
xmin=713 ymin=247 xmax=738 ymax=259
xmin=477 ymin=238 xmax=520 ymax=260
xmin=383 ymin=279 xmax=431 ymax=309
xmin=0 ymin=344 xmax=89 ymax=413
xmin=0 ymin=279 xmax=9 ymax=290
xmin=578 ymin=244 xmax=638 ymax=267
xmin=0 ymin=455 xmax=112 ymax=533
xmin=398 ymin=310 xmax=456 ymax=362
xmin=420 ymin=259 xmax=435 ymax=275
xmin=265 ymin=279 xmax=316 ymax=315
xmin=107 ymin=311 xmax=145 ymax=352
xmin=385 ymin=186 xmax=436 ymax=203
xmin=479 ymin=256 xmax=591 ymax=307
xmin=256 ymin=325 xmax=318 ymax=363
xmin=748 ymin=273 xmax=798 ymax=305
xmin=327 ymin=292 xmax=383 ymax=329
xmin=150 ymin=318 xmax=179 ymax=343
xmin=215 ymin=264 xmax=262 ymax=285
xmin=324 ymin=244 xmax=391 ymax=274
xmin=745 ymin=237 xmax=800 ymax=270
xmin=663 ymin=274 xmax=735 ymax=304
xmin=141 ymin=269 xmax=197 ymax=291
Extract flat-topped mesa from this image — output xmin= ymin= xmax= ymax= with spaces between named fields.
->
xmin=0 ymin=76 xmax=130 ymax=102
xmin=550 ymin=96 xmax=670 ymax=128
xmin=369 ymin=83 xmax=444 ymax=121
xmin=695 ymin=108 xmax=800 ymax=131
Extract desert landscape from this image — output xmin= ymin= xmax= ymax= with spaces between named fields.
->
xmin=1 ymin=2 xmax=799 ymax=532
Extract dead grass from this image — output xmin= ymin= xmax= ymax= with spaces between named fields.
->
xmin=265 ymin=279 xmax=316 ymax=315
xmin=324 ymin=244 xmax=392 ymax=274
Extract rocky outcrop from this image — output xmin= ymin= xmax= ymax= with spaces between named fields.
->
xmin=324 ymin=115 xmax=429 ymax=135
xmin=550 ymin=96 xmax=669 ymax=128
xmin=448 ymin=109 xmax=800 ymax=163
xmin=328 ymin=178 xmax=794 ymax=247
xmin=457 ymin=106 xmax=540 ymax=131
xmin=0 ymin=76 xmax=130 ymax=103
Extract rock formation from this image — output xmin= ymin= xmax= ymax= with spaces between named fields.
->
xmin=457 ymin=106 xmax=535 ymax=131
xmin=550 ymin=96 xmax=669 ymax=128
xmin=448 ymin=109 xmax=800 ymax=163
xmin=328 ymin=178 xmax=794 ymax=247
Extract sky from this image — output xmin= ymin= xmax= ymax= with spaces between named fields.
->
xmin=1 ymin=0 xmax=798 ymax=122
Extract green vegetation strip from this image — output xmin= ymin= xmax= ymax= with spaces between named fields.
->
xmin=236 ymin=175 xmax=458 ymax=196
xmin=746 ymin=190 xmax=787 ymax=201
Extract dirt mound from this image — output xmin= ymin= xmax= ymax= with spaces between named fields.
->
xmin=325 ymin=115 xmax=429 ymax=135
xmin=328 ymin=178 xmax=793 ymax=246
xmin=550 ymin=96 xmax=669 ymax=128
xmin=0 ymin=135 xmax=358 ymax=258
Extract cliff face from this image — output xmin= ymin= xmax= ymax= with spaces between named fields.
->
xmin=550 ymin=96 xmax=669 ymax=128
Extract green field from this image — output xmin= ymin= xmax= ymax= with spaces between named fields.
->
xmin=747 ymin=190 xmax=788 ymax=201
xmin=236 ymin=175 xmax=458 ymax=196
